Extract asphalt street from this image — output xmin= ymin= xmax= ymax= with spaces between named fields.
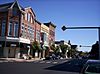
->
xmin=0 ymin=59 xmax=87 ymax=74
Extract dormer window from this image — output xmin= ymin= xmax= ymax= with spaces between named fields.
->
xmin=13 ymin=8 xmax=17 ymax=16
xmin=28 ymin=13 xmax=30 ymax=22
xmin=12 ymin=4 xmax=19 ymax=16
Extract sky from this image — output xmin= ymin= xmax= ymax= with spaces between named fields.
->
xmin=0 ymin=0 xmax=100 ymax=52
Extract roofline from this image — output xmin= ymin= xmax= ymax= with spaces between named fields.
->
xmin=9 ymin=0 xmax=25 ymax=13
xmin=0 ymin=2 xmax=13 ymax=7
xmin=44 ymin=22 xmax=56 ymax=28
xmin=25 ymin=7 xmax=36 ymax=17
xmin=35 ymin=19 xmax=41 ymax=25
xmin=24 ymin=7 xmax=31 ymax=9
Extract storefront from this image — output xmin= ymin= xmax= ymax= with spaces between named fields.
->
xmin=0 ymin=41 xmax=30 ymax=58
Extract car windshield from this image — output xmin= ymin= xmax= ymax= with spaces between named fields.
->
xmin=85 ymin=64 xmax=100 ymax=74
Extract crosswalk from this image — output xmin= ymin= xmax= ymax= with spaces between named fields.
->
xmin=0 ymin=60 xmax=59 ymax=64
xmin=0 ymin=60 xmax=17 ymax=63
xmin=34 ymin=60 xmax=59 ymax=64
xmin=0 ymin=59 xmax=68 ymax=64
xmin=0 ymin=60 xmax=9 ymax=63
xmin=33 ymin=60 xmax=67 ymax=64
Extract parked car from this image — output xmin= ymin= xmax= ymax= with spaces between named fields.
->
xmin=80 ymin=60 xmax=100 ymax=74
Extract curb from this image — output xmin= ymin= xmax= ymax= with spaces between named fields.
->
xmin=0 ymin=58 xmax=42 ymax=62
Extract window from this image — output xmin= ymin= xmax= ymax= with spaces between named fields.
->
xmin=28 ymin=26 xmax=34 ymax=39
xmin=31 ymin=29 xmax=34 ymax=39
xmin=36 ymin=30 xmax=40 ymax=41
xmin=50 ymin=30 xmax=55 ymax=36
xmin=31 ymin=16 xmax=33 ymax=23
xmin=21 ymin=23 xmax=25 ymax=38
xmin=21 ymin=14 xmax=24 ymax=21
xmin=21 ymin=25 xmax=24 ymax=30
xmin=8 ymin=22 xmax=13 ymax=36
xmin=28 ymin=13 xmax=30 ymax=22
xmin=21 ymin=24 xmax=27 ymax=38
xmin=25 ymin=13 xmax=27 ymax=20
xmin=44 ymin=33 xmax=47 ymax=41
xmin=28 ymin=26 xmax=30 ymax=33
xmin=30 ymin=28 xmax=34 ymax=39
xmin=14 ymin=22 xmax=19 ymax=37
xmin=1 ymin=20 xmax=6 ymax=36
xmin=41 ymin=33 xmax=47 ymax=42
xmin=13 ymin=7 xmax=18 ymax=16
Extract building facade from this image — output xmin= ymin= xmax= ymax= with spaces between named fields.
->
xmin=44 ymin=22 xmax=56 ymax=55
xmin=41 ymin=23 xmax=49 ymax=58
xmin=44 ymin=22 xmax=56 ymax=45
xmin=0 ymin=1 xmax=56 ymax=58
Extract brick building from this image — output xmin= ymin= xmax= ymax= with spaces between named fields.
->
xmin=44 ymin=22 xmax=56 ymax=45
xmin=41 ymin=23 xmax=49 ymax=58
xmin=44 ymin=22 xmax=56 ymax=55
xmin=0 ymin=1 xmax=56 ymax=58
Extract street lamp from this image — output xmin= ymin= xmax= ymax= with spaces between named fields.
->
xmin=61 ymin=26 xmax=100 ymax=59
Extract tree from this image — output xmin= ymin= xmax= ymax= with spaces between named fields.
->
xmin=89 ymin=41 xmax=99 ymax=59
xmin=60 ymin=44 xmax=69 ymax=58
xmin=67 ymin=45 xmax=78 ymax=58
xmin=55 ymin=46 xmax=60 ymax=54
xmin=50 ymin=44 xmax=56 ymax=52
xmin=31 ymin=41 xmax=41 ymax=51
xmin=31 ymin=41 xmax=42 ymax=57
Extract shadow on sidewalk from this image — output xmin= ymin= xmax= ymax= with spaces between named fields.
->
xmin=45 ymin=59 xmax=87 ymax=73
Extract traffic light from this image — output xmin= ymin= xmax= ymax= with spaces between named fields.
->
xmin=62 ymin=26 xmax=66 ymax=31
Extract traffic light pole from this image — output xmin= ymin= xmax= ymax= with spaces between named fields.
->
xmin=62 ymin=26 xmax=100 ymax=59
xmin=99 ymin=28 xmax=100 ymax=60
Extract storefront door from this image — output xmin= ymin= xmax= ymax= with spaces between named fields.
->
xmin=8 ymin=47 xmax=16 ymax=58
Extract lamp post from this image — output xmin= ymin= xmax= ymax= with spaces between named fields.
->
xmin=61 ymin=26 xmax=100 ymax=59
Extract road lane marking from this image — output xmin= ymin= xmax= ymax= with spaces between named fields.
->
xmin=52 ymin=61 xmax=58 ymax=64
xmin=46 ymin=61 xmax=51 ymax=63
xmin=40 ymin=61 xmax=45 ymax=63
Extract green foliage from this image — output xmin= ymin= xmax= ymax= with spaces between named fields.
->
xmin=31 ymin=41 xmax=41 ymax=51
xmin=55 ymin=46 xmax=60 ymax=53
xmin=50 ymin=44 xmax=56 ymax=51
xmin=60 ymin=44 xmax=69 ymax=55
xmin=67 ymin=47 xmax=77 ymax=58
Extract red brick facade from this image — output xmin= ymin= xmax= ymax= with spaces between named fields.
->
xmin=0 ymin=1 xmax=56 ymax=58
xmin=44 ymin=22 xmax=56 ymax=45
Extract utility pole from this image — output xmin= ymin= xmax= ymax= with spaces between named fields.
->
xmin=99 ymin=28 xmax=100 ymax=59
xmin=62 ymin=26 xmax=100 ymax=59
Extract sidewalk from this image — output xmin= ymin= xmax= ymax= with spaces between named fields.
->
xmin=0 ymin=58 xmax=42 ymax=62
